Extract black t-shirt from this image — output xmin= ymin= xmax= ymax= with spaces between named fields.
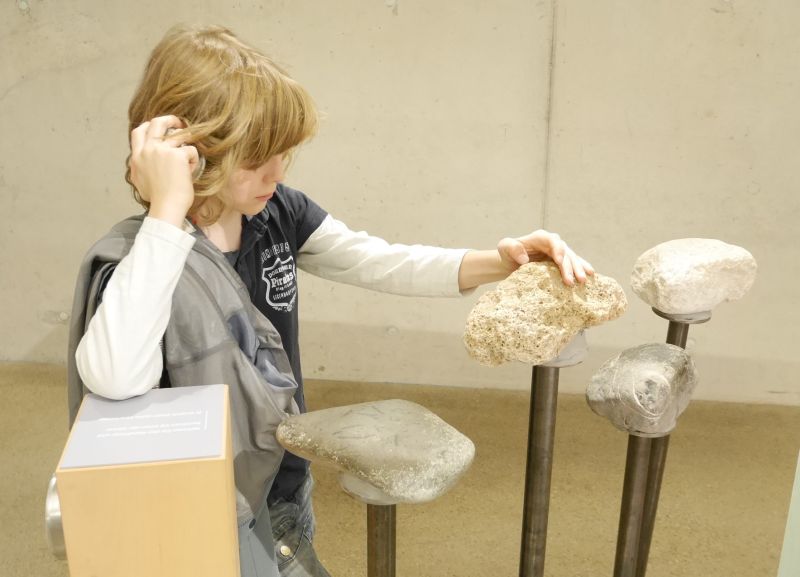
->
xmin=231 ymin=183 xmax=328 ymax=501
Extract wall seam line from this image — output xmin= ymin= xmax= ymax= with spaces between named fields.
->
xmin=540 ymin=0 xmax=559 ymax=230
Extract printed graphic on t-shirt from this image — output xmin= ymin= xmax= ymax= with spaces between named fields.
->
xmin=262 ymin=255 xmax=297 ymax=312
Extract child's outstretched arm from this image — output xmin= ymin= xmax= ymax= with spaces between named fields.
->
xmin=76 ymin=116 xmax=199 ymax=399
xmin=298 ymin=216 xmax=593 ymax=296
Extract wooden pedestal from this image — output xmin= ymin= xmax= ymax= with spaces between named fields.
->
xmin=56 ymin=384 xmax=239 ymax=577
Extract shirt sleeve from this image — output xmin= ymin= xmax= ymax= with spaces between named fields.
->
xmin=75 ymin=217 xmax=195 ymax=400
xmin=296 ymin=214 xmax=470 ymax=297
xmin=278 ymin=184 xmax=328 ymax=248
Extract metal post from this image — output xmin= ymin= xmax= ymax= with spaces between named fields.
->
xmin=367 ymin=504 xmax=396 ymax=577
xmin=635 ymin=436 xmax=670 ymax=577
xmin=613 ymin=436 xmax=653 ymax=577
xmin=634 ymin=319 xmax=690 ymax=577
xmin=665 ymin=321 xmax=690 ymax=350
xmin=519 ymin=365 xmax=560 ymax=577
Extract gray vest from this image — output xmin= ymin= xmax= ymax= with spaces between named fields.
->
xmin=67 ymin=215 xmax=299 ymax=521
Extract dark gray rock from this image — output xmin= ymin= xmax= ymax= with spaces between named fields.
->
xmin=586 ymin=343 xmax=697 ymax=437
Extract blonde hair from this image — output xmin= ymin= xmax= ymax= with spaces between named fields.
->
xmin=126 ymin=24 xmax=318 ymax=225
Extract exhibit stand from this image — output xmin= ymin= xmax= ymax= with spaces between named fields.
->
xmin=50 ymin=384 xmax=238 ymax=577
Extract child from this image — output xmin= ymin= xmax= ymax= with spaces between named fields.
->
xmin=68 ymin=24 xmax=592 ymax=577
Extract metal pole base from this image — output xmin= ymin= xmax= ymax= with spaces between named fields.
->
xmin=367 ymin=504 xmax=396 ymax=577
xmin=652 ymin=308 xmax=711 ymax=325
xmin=519 ymin=365 xmax=560 ymax=577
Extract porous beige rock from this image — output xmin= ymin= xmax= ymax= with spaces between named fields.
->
xmin=631 ymin=238 xmax=757 ymax=314
xmin=463 ymin=262 xmax=627 ymax=366
xmin=276 ymin=400 xmax=474 ymax=504
xmin=586 ymin=343 xmax=697 ymax=437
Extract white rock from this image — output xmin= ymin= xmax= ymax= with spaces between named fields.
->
xmin=631 ymin=238 xmax=757 ymax=314
xmin=463 ymin=262 xmax=627 ymax=366
xmin=586 ymin=343 xmax=697 ymax=437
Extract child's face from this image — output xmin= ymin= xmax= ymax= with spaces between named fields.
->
xmin=226 ymin=154 xmax=285 ymax=215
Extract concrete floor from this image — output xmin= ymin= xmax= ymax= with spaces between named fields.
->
xmin=1 ymin=362 xmax=797 ymax=577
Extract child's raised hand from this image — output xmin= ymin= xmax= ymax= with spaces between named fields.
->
xmin=497 ymin=230 xmax=595 ymax=286
xmin=129 ymin=115 xmax=201 ymax=227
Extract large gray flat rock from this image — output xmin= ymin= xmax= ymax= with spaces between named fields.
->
xmin=276 ymin=400 xmax=474 ymax=504
xmin=463 ymin=262 xmax=627 ymax=366
xmin=631 ymin=238 xmax=757 ymax=314
xmin=586 ymin=343 xmax=697 ymax=437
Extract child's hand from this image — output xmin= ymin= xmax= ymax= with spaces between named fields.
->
xmin=129 ymin=115 xmax=201 ymax=227
xmin=497 ymin=230 xmax=594 ymax=286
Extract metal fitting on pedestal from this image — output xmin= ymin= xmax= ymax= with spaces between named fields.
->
xmin=45 ymin=474 xmax=66 ymax=560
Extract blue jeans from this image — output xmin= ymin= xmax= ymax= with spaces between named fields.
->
xmin=237 ymin=476 xmax=331 ymax=577
xmin=268 ymin=475 xmax=332 ymax=577
xmin=238 ymin=489 xmax=280 ymax=577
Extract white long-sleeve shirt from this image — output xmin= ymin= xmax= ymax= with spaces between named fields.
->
xmin=76 ymin=214 xmax=469 ymax=400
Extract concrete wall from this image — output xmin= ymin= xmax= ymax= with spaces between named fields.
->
xmin=1 ymin=1 xmax=796 ymax=404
